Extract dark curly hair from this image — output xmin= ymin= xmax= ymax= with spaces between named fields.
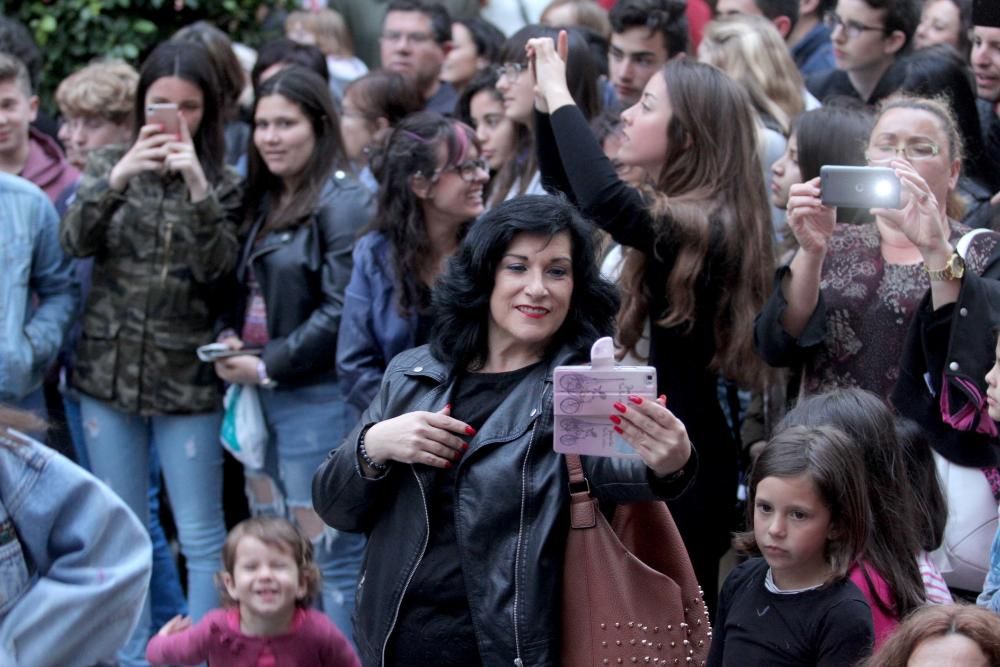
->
xmin=368 ymin=111 xmax=479 ymax=317
xmin=608 ymin=0 xmax=689 ymax=57
xmin=430 ymin=195 xmax=620 ymax=372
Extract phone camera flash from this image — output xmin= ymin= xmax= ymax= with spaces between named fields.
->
xmin=874 ymin=180 xmax=893 ymax=198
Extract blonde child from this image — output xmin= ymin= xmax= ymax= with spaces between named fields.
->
xmin=285 ymin=9 xmax=367 ymax=98
xmin=146 ymin=517 xmax=360 ymax=667
xmin=708 ymin=425 xmax=875 ymax=666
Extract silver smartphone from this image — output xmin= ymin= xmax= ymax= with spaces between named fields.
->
xmin=820 ymin=165 xmax=901 ymax=210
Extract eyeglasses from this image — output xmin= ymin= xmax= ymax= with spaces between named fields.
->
xmin=495 ymin=63 xmax=528 ymax=82
xmin=380 ymin=30 xmax=435 ymax=45
xmin=442 ymin=158 xmax=490 ymax=182
xmin=823 ymin=11 xmax=885 ymax=40
xmin=865 ymin=141 xmax=941 ymax=162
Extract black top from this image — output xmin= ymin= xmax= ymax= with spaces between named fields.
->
xmin=389 ymin=363 xmax=540 ymax=666
xmin=708 ymin=558 xmax=874 ymax=667
xmin=536 ymin=105 xmax=739 ymax=605
xmin=804 ymin=66 xmax=903 ymax=106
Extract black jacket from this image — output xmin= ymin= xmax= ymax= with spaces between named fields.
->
xmin=222 ymin=173 xmax=373 ymax=386
xmin=892 ymin=242 xmax=1000 ymax=467
xmin=312 ymin=344 xmax=697 ymax=667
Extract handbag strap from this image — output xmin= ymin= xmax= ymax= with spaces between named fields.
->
xmin=563 ymin=454 xmax=597 ymax=528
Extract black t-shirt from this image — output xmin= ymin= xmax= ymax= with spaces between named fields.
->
xmin=707 ymin=558 xmax=874 ymax=667
xmin=388 ymin=363 xmax=541 ymax=666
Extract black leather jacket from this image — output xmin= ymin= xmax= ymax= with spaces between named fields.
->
xmin=222 ymin=172 xmax=373 ymax=386
xmin=312 ymin=344 xmax=697 ymax=667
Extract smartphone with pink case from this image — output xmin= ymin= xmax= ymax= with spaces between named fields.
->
xmin=553 ymin=337 xmax=657 ymax=458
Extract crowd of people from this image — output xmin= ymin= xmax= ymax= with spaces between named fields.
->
xmin=4 ymin=0 xmax=1000 ymax=664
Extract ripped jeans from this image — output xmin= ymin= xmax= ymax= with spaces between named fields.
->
xmin=79 ymin=395 xmax=226 ymax=667
xmin=246 ymin=380 xmax=365 ymax=644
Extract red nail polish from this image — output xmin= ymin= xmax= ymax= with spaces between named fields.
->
xmin=462 ymin=442 xmax=470 ymax=451
xmin=628 ymin=395 xmax=643 ymax=405
xmin=659 ymin=394 xmax=667 ymax=405
xmin=445 ymin=461 xmax=453 ymax=469
xmin=613 ymin=426 xmax=624 ymax=434
xmin=613 ymin=402 xmax=627 ymax=413
xmin=609 ymin=415 xmax=622 ymax=425
xmin=445 ymin=403 xmax=452 ymax=411
xmin=465 ymin=425 xmax=476 ymax=436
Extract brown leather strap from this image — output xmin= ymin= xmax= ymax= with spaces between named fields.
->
xmin=564 ymin=453 xmax=586 ymax=485
xmin=564 ymin=454 xmax=597 ymax=528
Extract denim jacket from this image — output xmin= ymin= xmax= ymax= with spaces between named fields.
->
xmin=977 ymin=517 xmax=1000 ymax=613
xmin=0 ymin=172 xmax=78 ymax=402
xmin=336 ymin=231 xmax=421 ymax=414
xmin=0 ymin=429 xmax=151 ymax=666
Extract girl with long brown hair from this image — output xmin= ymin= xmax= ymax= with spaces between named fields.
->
xmin=530 ymin=34 xmax=775 ymax=611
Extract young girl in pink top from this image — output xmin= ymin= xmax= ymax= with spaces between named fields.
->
xmin=146 ymin=517 xmax=360 ymax=667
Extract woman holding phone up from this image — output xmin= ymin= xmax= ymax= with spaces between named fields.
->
xmin=529 ymin=34 xmax=774 ymax=612
xmin=60 ymin=40 xmax=240 ymax=666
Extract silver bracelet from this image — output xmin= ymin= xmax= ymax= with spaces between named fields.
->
xmin=358 ymin=424 xmax=388 ymax=473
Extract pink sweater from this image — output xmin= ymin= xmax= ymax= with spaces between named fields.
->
xmin=145 ymin=608 xmax=360 ymax=667
xmin=848 ymin=562 xmax=898 ymax=650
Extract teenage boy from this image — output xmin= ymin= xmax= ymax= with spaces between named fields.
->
xmin=607 ymin=0 xmax=688 ymax=108
xmin=0 ymin=53 xmax=78 ymax=205
xmin=379 ymin=0 xmax=457 ymax=114
xmin=972 ymin=0 xmax=1000 ymax=202
xmin=805 ymin=0 xmax=919 ymax=105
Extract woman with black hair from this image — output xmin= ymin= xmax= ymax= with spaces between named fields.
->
xmin=442 ymin=16 xmax=506 ymax=93
xmin=213 ymin=66 xmax=373 ymax=640
xmin=314 ymin=195 xmax=696 ymax=666
xmin=336 ymin=112 xmax=489 ymax=417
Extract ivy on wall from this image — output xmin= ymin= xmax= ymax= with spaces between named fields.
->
xmin=1 ymin=0 xmax=285 ymax=111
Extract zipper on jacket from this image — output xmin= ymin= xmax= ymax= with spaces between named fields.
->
xmin=381 ymin=466 xmax=431 ymax=667
xmin=512 ymin=384 xmax=549 ymax=667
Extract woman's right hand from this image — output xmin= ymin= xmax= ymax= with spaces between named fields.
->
xmin=786 ymin=177 xmax=836 ymax=257
xmin=363 ymin=405 xmax=473 ymax=469
xmin=108 ymin=124 xmax=173 ymax=191
xmin=526 ymin=31 xmax=573 ymax=114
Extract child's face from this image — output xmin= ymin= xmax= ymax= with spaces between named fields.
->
xmin=753 ymin=474 xmax=834 ymax=590
xmin=985 ymin=337 xmax=1000 ymax=421
xmin=223 ymin=535 xmax=306 ymax=623
xmin=770 ymin=133 xmax=801 ymax=210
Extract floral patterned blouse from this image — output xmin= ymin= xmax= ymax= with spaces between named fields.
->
xmin=756 ymin=221 xmax=998 ymax=400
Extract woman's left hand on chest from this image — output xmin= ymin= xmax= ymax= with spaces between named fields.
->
xmin=612 ymin=395 xmax=692 ymax=478
xmin=165 ymin=118 xmax=209 ymax=203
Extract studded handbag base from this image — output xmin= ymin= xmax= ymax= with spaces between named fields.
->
xmin=561 ymin=454 xmax=712 ymax=666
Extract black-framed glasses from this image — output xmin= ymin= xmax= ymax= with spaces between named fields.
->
xmin=442 ymin=158 xmax=489 ymax=182
xmin=866 ymin=141 xmax=941 ymax=162
xmin=823 ymin=11 xmax=885 ymax=40
xmin=495 ymin=63 xmax=528 ymax=82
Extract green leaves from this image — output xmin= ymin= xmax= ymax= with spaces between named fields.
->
xmin=4 ymin=0 xmax=272 ymax=113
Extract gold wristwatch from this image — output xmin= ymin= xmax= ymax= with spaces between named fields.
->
xmin=925 ymin=252 xmax=966 ymax=281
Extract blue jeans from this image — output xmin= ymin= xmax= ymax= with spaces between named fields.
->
xmin=246 ymin=381 xmax=365 ymax=644
xmin=80 ymin=396 xmax=225 ymax=667
xmin=64 ymin=392 xmax=189 ymax=629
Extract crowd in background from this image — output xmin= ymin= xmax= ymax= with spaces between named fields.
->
xmin=4 ymin=0 xmax=1000 ymax=664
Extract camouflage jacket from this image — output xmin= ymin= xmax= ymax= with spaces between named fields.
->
xmin=60 ymin=145 xmax=242 ymax=415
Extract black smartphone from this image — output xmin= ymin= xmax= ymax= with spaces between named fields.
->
xmin=820 ymin=165 xmax=901 ymax=210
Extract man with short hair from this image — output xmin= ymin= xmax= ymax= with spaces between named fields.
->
xmin=805 ymin=0 xmax=918 ymax=105
xmin=716 ymin=0 xmax=799 ymax=38
xmin=0 ymin=171 xmax=77 ymax=415
xmin=788 ymin=0 xmax=837 ymax=75
xmin=607 ymin=0 xmax=688 ymax=108
xmin=972 ymin=0 xmax=1000 ymax=202
xmin=380 ymin=0 xmax=458 ymax=114
xmin=0 ymin=53 xmax=78 ymax=205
